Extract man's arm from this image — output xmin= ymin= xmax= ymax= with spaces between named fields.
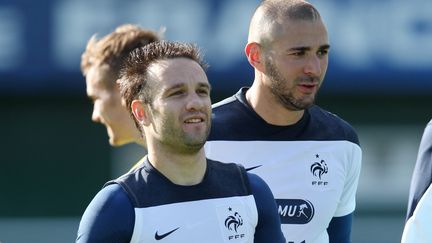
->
xmin=329 ymin=140 xmax=362 ymax=243
xmin=327 ymin=214 xmax=352 ymax=243
xmin=248 ymin=173 xmax=285 ymax=243
xmin=76 ymin=184 xmax=135 ymax=243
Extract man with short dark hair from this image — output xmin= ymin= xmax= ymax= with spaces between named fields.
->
xmin=76 ymin=41 xmax=285 ymax=243
xmin=205 ymin=1 xmax=362 ymax=242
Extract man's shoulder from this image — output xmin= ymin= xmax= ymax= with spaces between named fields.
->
xmin=309 ymin=105 xmax=353 ymax=127
xmin=212 ymin=88 xmax=250 ymax=117
xmin=308 ymin=105 xmax=360 ymax=144
xmin=422 ymin=119 xmax=432 ymax=138
xmin=76 ymin=184 xmax=134 ymax=243
xmin=104 ymin=161 xmax=155 ymax=207
xmin=207 ymin=159 xmax=247 ymax=178
xmin=207 ymin=159 xmax=252 ymax=194
xmin=212 ymin=95 xmax=245 ymax=119
xmin=209 ymin=90 xmax=259 ymax=140
xmin=212 ymin=95 xmax=238 ymax=109
xmin=416 ymin=119 xmax=432 ymax=154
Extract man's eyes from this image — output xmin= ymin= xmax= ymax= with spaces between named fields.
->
xmin=197 ymin=88 xmax=210 ymax=96
xmin=291 ymin=51 xmax=306 ymax=57
xmin=317 ymin=49 xmax=329 ymax=56
xmin=169 ymin=90 xmax=184 ymax=96
xmin=166 ymin=88 xmax=209 ymax=97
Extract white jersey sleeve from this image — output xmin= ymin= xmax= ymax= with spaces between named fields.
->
xmin=334 ymin=144 xmax=362 ymax=216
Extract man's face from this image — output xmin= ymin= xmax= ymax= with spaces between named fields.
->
xmin=145 ymin=58 xmax=211 ymax=153
xmin=86 ymin=64 xmax=139 ymax=146
xmin=263 ymin=19 xmax=329 ymax=111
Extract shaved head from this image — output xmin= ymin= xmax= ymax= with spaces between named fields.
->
xmin=248 ymin=0 xmax=321 ymax=46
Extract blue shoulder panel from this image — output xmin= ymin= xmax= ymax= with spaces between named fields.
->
xmin=76 ymin=184 xmax=135 ymax=243
xmin=248 ymin=173 xmax=285 ymax=243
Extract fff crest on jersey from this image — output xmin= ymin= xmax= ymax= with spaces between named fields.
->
xmin=310 ymin=154 xmax=329 ymax=186
xmin=218 ymin=206 xmax=247 ymax=242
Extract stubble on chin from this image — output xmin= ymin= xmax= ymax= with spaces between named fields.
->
xmin=285 ymin=93 xmax=315 ymax=111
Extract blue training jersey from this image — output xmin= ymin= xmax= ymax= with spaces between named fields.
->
xmin=76 ymin=158 xmax=285 ymax=243
xmin=205 ymin=87 xmax=362 ymax=243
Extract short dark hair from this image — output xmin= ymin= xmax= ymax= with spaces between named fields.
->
xmin=260 ymin=0 xmax=321 ymax=22
xmin=249 ymin=0 xmax=322 ymax=47
xmin=118 ymin=40 xmax=208 ymax=132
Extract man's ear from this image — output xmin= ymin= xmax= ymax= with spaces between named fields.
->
xmin=245 ymin=42 xmax=265 ymax=72
xmin=115 ymin=78 xmax=121 ymax=88
xmin=131 ymin=100 xmax=150 ymax=126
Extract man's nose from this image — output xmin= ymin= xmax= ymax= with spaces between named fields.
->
xmin=91 ymin=105 xmax=101 ymax=123
xmin=185 ymin=92 xmax=207 ymax=111
xmin=304 ymin=55 xmax=322 ymax=76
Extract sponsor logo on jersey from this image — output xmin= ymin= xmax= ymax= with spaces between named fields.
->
xmin=310 ymin=154 xmax=329 ymax=186
xmin=276 ymin=199 xmax=314 ymax=224
xmin=154 ymin=227 xmax=179 ymax=240
xmin=224 ymin=207 xmax=245 ymax=240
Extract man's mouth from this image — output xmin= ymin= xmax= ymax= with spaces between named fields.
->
xmin=185 ymin=118 xmax=204 ymax=123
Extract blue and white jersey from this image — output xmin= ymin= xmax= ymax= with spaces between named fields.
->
xmin=402 ymin=183 xmax=432 ymax=243
xmin=76 ymin=157 xmax=285 ymax=243
xmin=205 ymin=88 xmax=362 ymax=243
xmin=406 ymin=119 xmax=432 ymax=221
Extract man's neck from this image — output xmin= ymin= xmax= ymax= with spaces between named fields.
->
xmin=147 ymin=145 xmax=207 ymax=186
xmin=246 ymin=81 xmax=304 ymax=126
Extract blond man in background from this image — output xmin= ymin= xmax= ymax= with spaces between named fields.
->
xmin=81 ymin=24 xmax=160 ymax=148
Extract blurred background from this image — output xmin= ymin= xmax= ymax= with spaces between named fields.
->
xmin=0 ymin=0 xmax=431 ymax=242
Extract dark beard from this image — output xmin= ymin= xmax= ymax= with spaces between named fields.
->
xmin=266 ymin=58 xmax=317 ymax=111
